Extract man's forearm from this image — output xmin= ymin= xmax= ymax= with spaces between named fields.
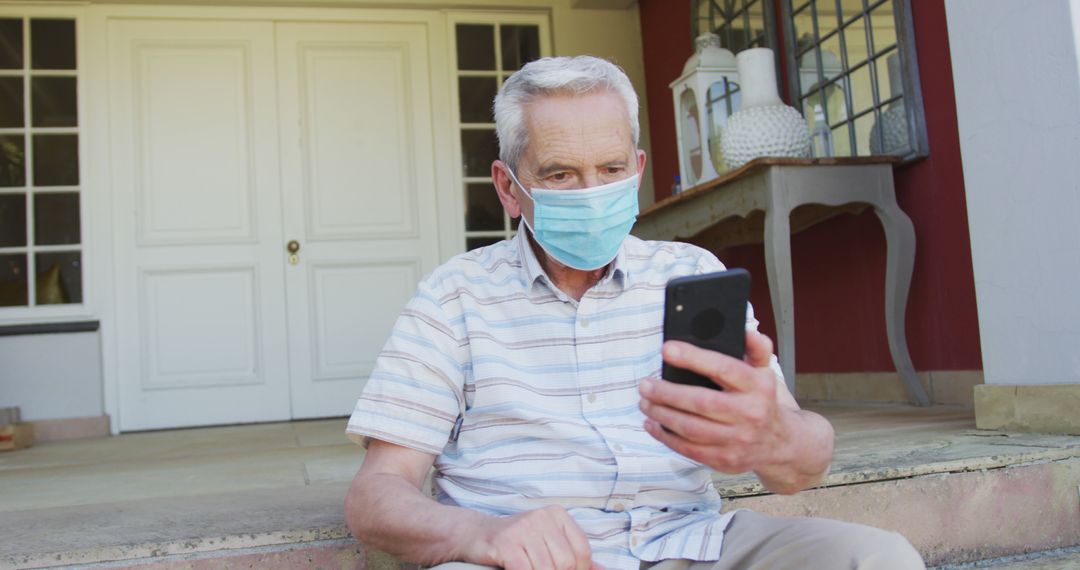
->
xmin=754 ymin=408 xmax=834 ymax=495
xmin=345 ymin=472 xmax=491 ymax=565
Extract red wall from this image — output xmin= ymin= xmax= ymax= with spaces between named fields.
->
xmin=639 ymin=0 xmax=981 ymax=372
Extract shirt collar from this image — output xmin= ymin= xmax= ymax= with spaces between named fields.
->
xmin=514 ymin=229 xmax=631 ymax=297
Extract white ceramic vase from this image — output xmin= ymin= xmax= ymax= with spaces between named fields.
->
xmin=721 ymin=48 xmax=811 ymax=169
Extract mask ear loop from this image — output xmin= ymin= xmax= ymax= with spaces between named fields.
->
xmin=504 ymin=166 xmax=537 ymax=235
xmin=504 ymin=166 xmax=534 ymax=202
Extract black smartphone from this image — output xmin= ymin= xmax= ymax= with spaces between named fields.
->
xmin=661 ymin=269 xmax=751 ymax=390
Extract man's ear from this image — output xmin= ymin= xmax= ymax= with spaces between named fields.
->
xmin=492 ymin=160 xmax=522 ymax=219
xmin=636 ymin=149 xmax=647 ymax=179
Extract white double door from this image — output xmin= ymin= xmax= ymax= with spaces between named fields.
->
xmin=108 ymin=17 xmax=441 ymax=431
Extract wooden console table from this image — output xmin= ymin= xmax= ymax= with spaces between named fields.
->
xmin=634 ymin=157 xmax=930 ymax=406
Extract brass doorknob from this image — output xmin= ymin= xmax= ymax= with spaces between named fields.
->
xmin=287 ymin=240 xmax=300 ymax=253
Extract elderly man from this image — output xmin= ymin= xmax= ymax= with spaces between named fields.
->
xmin=344 ymin=56 xmax=923 ymax=570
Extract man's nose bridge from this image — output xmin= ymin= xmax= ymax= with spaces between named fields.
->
xmin=582 ymin=170 xmax=604 ymax=188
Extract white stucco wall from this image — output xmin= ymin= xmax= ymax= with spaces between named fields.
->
xmin=946 ymin=0 xmax=1080 ymax=385
xmin=0 ymin=332 xmax=104 ymax=420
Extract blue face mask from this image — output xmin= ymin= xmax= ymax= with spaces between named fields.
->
xmin=507 ymin=168 xmax=640 ymax=271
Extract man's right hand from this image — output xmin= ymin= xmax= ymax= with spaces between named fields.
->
xmin=459 ymin=505 xmax=599 ymax=570
xmin=346 ymin=441 xmax=601 ymax=569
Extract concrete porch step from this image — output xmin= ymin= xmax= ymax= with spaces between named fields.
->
xmin=931 ymin=546 xmax=1080 ymax=569
xmin=1 ymin=406 xmax=1078 ymax=569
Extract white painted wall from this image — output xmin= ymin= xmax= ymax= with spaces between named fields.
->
xmin=946 ymin=0 xmax=1080 ymax=385
xmin=0 ymin=332 xmax=104 ymax=420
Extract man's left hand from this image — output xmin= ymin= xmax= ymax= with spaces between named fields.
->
xmin=638 ymin=331 xmax=834 ymax=494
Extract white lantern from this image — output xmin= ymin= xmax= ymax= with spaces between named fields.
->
xmin=669 ymin=33 xmax=739 ymax=190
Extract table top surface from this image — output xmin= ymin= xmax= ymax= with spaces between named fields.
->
xmin=640 ymin=156 xmax=901 ymax=221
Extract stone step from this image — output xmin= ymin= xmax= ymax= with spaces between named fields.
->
xmin=3 ymin=407 xmax=1078 ymax=569
xmin=721 ymin=456 xmax=1080 ymax=567
xmin=5 ymin=456 xmax=1077 ymax=569
xmin=931 ymin=546 xmax=1080 ymax=569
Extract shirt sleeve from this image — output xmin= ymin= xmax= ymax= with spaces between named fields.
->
xmin=345 ymin=278 xmax=466 ymax=455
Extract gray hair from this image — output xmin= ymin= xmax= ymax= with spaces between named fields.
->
xmin=493 ymin=55 xmax=640 ymax=170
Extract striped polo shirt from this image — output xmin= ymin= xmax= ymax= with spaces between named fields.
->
xmin=347 ymin=230 xmax=772 ymax=570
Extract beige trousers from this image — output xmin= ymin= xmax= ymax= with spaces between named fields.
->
xmin=430 ymin=510 xmax=925 ymax=570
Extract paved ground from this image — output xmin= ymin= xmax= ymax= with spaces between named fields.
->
xmin=1 ymin=404 xmax=1078 ymax=568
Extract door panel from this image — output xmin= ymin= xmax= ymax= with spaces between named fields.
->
xmin=277 ymin=22 xmax=440 ymax=419
xmin=134 ymin=43 xmax=257 ymax=244
xmin=110 ymin=20 xmax=290 ymax=430
xmin=308 ymin=260 xmax=420 ymax=382
xmin=140 ymin=266 xmax=263 ymax=389
xmin=300 ymin=44 xmax=418 ymax=238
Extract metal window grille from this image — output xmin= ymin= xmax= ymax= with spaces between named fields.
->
xmin=692 ymin=0 xmax=927 ymax=161
xmin=782 ymin=0 xmax=927 ymax=159
xmin=694 ymin=0 xmax=777 ymax=53
xmin=0 ymin=17 xmax=83 ymax=310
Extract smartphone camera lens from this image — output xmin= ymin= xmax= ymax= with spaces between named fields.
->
xmin=691 ymin=308 xmax=725 ymax=340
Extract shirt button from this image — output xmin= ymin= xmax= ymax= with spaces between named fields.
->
xmin=631 ymin=536 xmax=641 ymax=547
xmin=612 ymin=502 xmax=625 ymax=512
xmin=614 ymin=443 xmax=624 ymax=452
xmin=587 ymin=393 xmax=597 ymax=403
xmin=580 ymin=318 xmax=590 ymax=328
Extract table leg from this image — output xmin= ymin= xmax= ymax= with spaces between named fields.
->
xmin=764 ymin=207 xmax=796 ymax=394
xmin=874 ymin=200 xmax=932 ymax=406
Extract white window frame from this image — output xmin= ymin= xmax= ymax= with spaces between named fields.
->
xmin=0 ymin=5 xmax=93 ymax=326
xmin=445 ymin=11 xmax=552 ymax=252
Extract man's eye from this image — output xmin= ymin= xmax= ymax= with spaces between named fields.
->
xmin=550 ymin=172 xmax=568 ymax=181
xmin=606 ymin=167 xmax=624 ymax=175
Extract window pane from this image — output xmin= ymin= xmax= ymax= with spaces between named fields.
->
xmin=729 ymin=8 xmax=750 ymax=51
xmin=456 ymin=24 xmax=495 ymax=71
xmin=0 ymin=254 xmax=27 ymax=307
xmin=747 ymin=1 xmax=767 ymax=47
xmin=30 ymin=20 xmax=76 ymax=70
xmin=792 ymin=3 xmax=815 ymax=49
xmin=854 ymin=111 xmax=875 ymax=156
xmin=34 ymin=192 xmax=80 ymax=245
xmin=844 ymin=16 xmax=870 ymax=68
xmin=31 ymin=77 xmax=78 ymax=127
xmin=0 ymin=77 xmax=23 ymax=128
xmin=815 ymin=0 xmax=840 ymax=40
xmin=0 ymin=136 xmax=26 ymax=187
xmin=839 ymin=0 xmax=866 ymax=24
xmin=466 ymin=236 xmax=503 ymax=251
xmin=876 ymin=51 xmax=903 ymax=100
xmin=459 ymin=76 xmax=498 ymax=124
xmin=0 ymin=194 xmax=26 ymax=247
xmin=831 ymin=122 xmax=852 ymax=156
xmin=466 ymin=183 xmax=503 ymax=231
xmin=32 ymin=134 xmax=79 ymax=186
xmin=869 ymin=0 xmax=897 ymax=55
xmin=849 ymin=63 xmax=874 ymax=116
xmin=501 ymin=25 xmax=540 ymax=71
xmin=821 ymin=32 xmax=844 ymax=74
xmin=461 ymin=129 xmax=499 ymax=178
xmin=799 ymin=47 xmax=842 ymax=95
xmin=0 ymin=19 xmax=22 ymax=70
xmin=35 ymin=251 xmax=81 ymax=305
xmin=871 ymin=99 xmax=909 ymax=155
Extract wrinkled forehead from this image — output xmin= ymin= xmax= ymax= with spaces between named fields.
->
xmin=520 ymin=90 xmax=635 ymax=160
